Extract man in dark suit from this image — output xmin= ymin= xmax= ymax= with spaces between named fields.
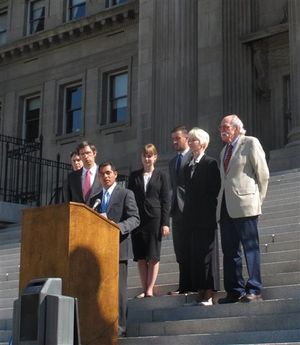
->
xmin=168 ymin=125 xmax=192 ymax=294
xmin=217 ymin=114 xmax=269 ymax=304
xmin=67 ymin=141 xmax=101 ymax=204
xmin=90 ymin=162 xmax=140 ymax=336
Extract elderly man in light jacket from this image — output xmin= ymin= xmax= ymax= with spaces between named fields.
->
xmin=217 ymin=114 xmax=269 ymax=304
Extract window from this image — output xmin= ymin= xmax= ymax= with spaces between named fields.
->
xmin=28 ymin=0 xmax=45 ymax=34
xmin=23 ymin=96 xmax=40 ymax=142
xmin=67 ymin=0 xmax=86 ymax=21
xmin=105 ymin=0 xmax=127 ymax=8
xmin=59 ymin=84 xmax=82 ymax=135
xmin=0 ymin=10 xmax=7 ymax=45
xmin=104 ymin=71 xmax=128 ymax=125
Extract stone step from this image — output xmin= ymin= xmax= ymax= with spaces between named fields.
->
xmin=0 ymin=272 xmax=19 ymax=282
xmin=127 ymin=284 xmax=300 ymax=311
xmin=0 ymin=238 xmax=21 ymax=247
xmin=269 ymin=169 xmax=300 ymax=180
xmin=263 ymin=195 xmax=300 ymax=208
xmin=126 ymin=311 xmax=300 ymax=337
xmin=0 ymin=329 xmax=11 ymax=343
xmin=127 ymin=297 xmax=300 ymax=324
xmin=0 ymin=319 xmax=11 ymax=332
xmin=0 ymin=298 xmax=14 ymax=309
xmin=0 ymin=289 xmax=18 ymax=298
xmin=264 ymin=183 xmax=300 ymax=195
xmin=128 ymin=259 xmax=300 ymax=279
xmin=260 ymin=208 xmax=300 ymax=221
xmin=154 ymin=239 xmax=300 ymax=257
xmin=259 ymin=222 xmax=300 ymax=235
xmin=0 ymin=266 xmax=20 ymax=275
xmin=0 ymin=280 xmax=18 ymax=291
xmin=127 ymin=268 xmax=300 ymax=299
xmin=162 ymin=230 xmax=300 ymax=249
xmin=0 ymin=243 xmax=21 ymax=251
xmin=0 ymin=259 xmax=20 ymax=270
xmin=119 ymin=329 xmax=300 ymax=344
xmin=128 ymin=269 xmax=300 ymax=290
xmin=0 ymin=253 xmax=20 ymax=262
xmin=0 ymin=247 xmax=20 ymax=257
xmin=129 ymin=248 xmax=300 ymax=268
xmin=262 ymin=201 xmax=300 ymax=214
xmin=0 ymin=317 xmax=12 ymax=333
xmin=259 ymin=215 xmax=300 ymax=228
xmin=0 ymin=226 xmax=20 ymax=235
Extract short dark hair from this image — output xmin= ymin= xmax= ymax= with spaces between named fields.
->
xmin=76 ymin=141 xmax=97 ymax=154
xmin=70 ymin=150 xmax=78 ymax=158
xmin=171 ymin=125 xmax=188 ymax=135
xmin=98 ymin=161 xmax=117 ymax=172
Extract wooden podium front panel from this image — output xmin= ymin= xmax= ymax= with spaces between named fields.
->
xmin=20 ymin=203 xmax=120 ymax=345
xmin=68 ymin=203 xmax=119 ymax=345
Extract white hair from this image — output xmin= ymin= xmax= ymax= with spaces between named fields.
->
xmin=188 ymin=127 xmax=210 ymax=149
xmin=230 ymin=115 xmax=246 ymax=135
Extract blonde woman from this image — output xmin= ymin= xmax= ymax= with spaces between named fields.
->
xmin=128 ymin=144 xmax=170 ymax=297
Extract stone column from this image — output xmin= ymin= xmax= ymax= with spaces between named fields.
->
xmin=269 ymin=0 xmax=300 ymax=171
xmin=222 ymin=0 xmax=254 ymax=131
xmin=287 ymin=0 xmax=300 ymax=145
xmin=137 ymin=0 xmax=198 ymax=162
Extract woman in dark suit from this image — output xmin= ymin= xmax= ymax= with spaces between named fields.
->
xmin=183 ymin=128 xmax=221 ymax=305
xmin=128 ymin=144 xmax=170 ymax=297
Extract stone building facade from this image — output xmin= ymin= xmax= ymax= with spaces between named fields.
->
xmin=0 ymin=0 xmax=299 ymax=174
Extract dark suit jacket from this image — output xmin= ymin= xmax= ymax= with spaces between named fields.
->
xmin=169 ymin=150 xmax=193 ymax=216
xmin=183 ymin=154 xmax=221 ymax=229
xmin=90 ymin=184 xmax=140 ymax=261
xmin=128 ymin=168 xmax=170 ymax=227
xmin=67 ymin=166 xmax=102 ymax=205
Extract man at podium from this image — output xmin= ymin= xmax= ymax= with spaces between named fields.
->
xmin=90 ymin=161 xmax=140 ymax=337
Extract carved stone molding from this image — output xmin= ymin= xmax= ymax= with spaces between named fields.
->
xmin=0 ymin=1 xmax=138 ymax=65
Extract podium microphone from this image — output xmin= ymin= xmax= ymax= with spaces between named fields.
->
xmin=92 ymin=198 xmax=101 ymax=210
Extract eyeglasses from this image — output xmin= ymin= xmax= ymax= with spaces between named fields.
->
xmin=79 ymin=150 xmax=94 ymax=157
xmin=218 ymin=124 xmax=232 ymax=131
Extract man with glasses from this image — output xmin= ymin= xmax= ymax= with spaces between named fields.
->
xmin=67 ymin=141 xmax=101 ymax=204
xmin=217 ymin=114 xmax=269 ymax=304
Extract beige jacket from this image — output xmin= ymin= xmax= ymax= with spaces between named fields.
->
xmin=216 ymin=135 xmax=270 ymax=221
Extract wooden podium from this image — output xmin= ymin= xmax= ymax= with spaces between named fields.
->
xmin=20 ymin=202 xmax=120 ymax=345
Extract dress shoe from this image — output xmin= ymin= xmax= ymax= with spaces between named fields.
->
xmin=218 ymin=294 xmax=244 ymax=304
xmin=167 ymin=289 xmax=180 ymax=296
xmin=199 ymin=297 xmax=213 ymax=306
xmin=118 ymin=326 xmax=126 ymax=337
xmin=241 ymin=293 xmax=262 ymax=302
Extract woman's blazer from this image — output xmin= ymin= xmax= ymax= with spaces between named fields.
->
xmin=183 ymin=154 xmax=221 ymax=229
xmin=128 ymin=168 xmax=170 ymax=227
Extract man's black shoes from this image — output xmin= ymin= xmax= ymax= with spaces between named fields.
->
xmin=218 ymin=293 xmax=262 ymax=304
xmin=241 ymin=293 xmax=263 ymax=302
xmin=218 ymin=294 xmax=244 ymax=304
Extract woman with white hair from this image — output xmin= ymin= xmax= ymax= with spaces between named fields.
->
xmin=183 ymin=127 xmax=221 ymax=305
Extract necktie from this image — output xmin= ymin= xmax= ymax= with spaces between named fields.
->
xmin=176 ymin=153 xmax=182 ymax=174
xmin=83 ymin=170 xmax=91 ymax=201
xmin=223 ymin=144 xmax=233 ymax=172
xmin=101 ymin=190 xmax=110 ymax=213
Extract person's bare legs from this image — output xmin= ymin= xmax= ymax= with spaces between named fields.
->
xmin=145 ymin=259 xmax=159 ymax=296
xmin=137 ymin=260 xmax=148 ymax=297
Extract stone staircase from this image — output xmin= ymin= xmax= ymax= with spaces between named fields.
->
xmin=121 ymin=169 xmax=300 ymax=344
xmin=0 ymin=225 xmax=20 ymax=345
xmin=0 ymin=169 xmax=299 ymax=345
